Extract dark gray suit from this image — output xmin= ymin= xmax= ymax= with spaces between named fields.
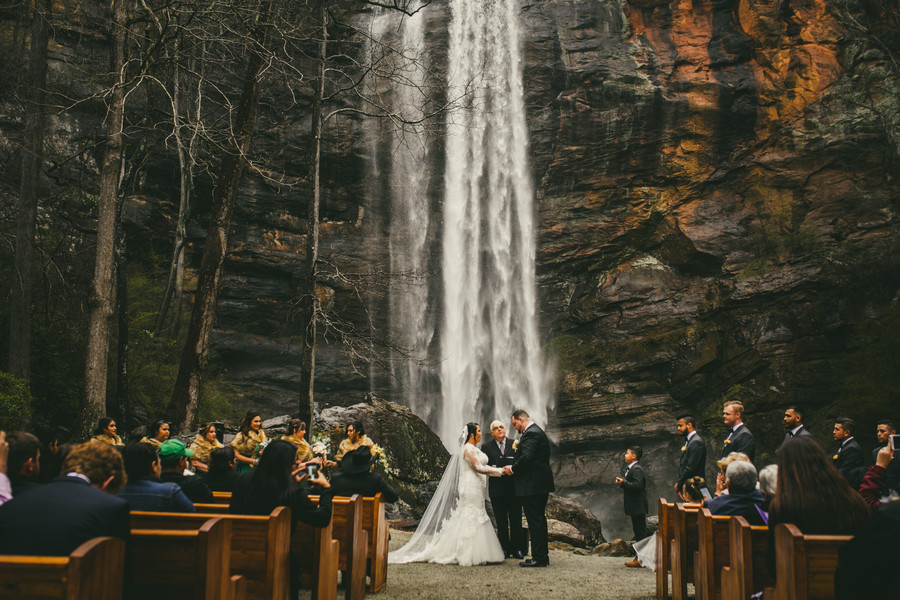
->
xmin=784 ymin=425 xmax=813 ymax=442
xmin=834 ymin=437 xmax=864 ymax=481
xmin=676 ymin=432 xmax=706 ymax=490
xmin=511 ymin=423 xmax=555 ymax=564
xmin=722 ymin=423 xmax=755 ymax=461
xmin=482 ymin=437 xmax=523 ymax=555
xmin=621 ymin=462 xmax=648 ymax=540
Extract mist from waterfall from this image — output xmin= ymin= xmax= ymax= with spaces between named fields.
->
xmin=367 ymin=0 xmax=550 ymax=448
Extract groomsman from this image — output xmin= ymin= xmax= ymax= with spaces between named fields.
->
xmin=503 ymin=409 xmax=555 ymax=568
xmin=721 ymin=401 xmax=755 ymax=461
xmin=872 ymin=420 xmax=900 ymax=491
xmin=616 ymin=446 xmax=648 ymax=568
xmin=482 ymin=420 xmax=524 ymax=559
xmin=783 ymin=405 xmax=813 ymax=441
xmin=833 ymin=417 xmax=863 ymax=481
xmin=675 ymin=415 xmax=706 ymax=492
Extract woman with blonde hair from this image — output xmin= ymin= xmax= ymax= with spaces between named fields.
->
xmin=190 ymin=423 xmax=224 ymax=473
xmin=231 ymin=412 xmax=267 ymax=472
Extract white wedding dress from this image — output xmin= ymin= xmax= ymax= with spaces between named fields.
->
xmin=389 ymin=442 xmax=506 ymax=566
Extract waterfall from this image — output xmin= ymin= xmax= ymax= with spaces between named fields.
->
xmin=367 ymin=0 xmax=550 ymax=448
xmin=439 ymin=0 xmax=549 ymax=445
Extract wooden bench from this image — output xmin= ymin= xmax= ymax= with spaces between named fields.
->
xmin=212 ymin=491 xmax=232 ymax=505
xmin=130 ymin=506 xmax=291 ymax=600
xmin=763 ymin=523 xmax=851 ymax=600
xmin=671 ymin=503 xmax=701 ymax=600
xmin=693 ymin=508 xmax=732 ymax=600
xmin=361 ymin=494 xmax=388 ymax=594
xmin=721 ymin=517 xmax=772 ymax=600
xmin=0 ymin=536 xmax=125 ymax=600
xmin=130 ymin=517 xmax=245 ymax=600
xmin=294 ymin=517 xmax=339 ymax=600
xmin=656 ymin=498 xmax=676 ymax=600
xmin=309 ymin=494 xmax=368 ymax=600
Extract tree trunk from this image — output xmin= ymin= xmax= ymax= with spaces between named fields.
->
xmin=298 ymin=0 xmax=327 ymax=430
xmin=9 ymin=0 xmax=51 ymax=383
xmin=113 ymin=240 xmax=128 ymax=424
xmin=83 ymin=0 xmax=128 ymax=433
xmin=166 ymin=2 xmax=274 ymax=434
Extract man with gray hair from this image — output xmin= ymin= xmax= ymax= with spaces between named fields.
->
xmin=704 ymin=460 xmax=766 ymax=525
xmin=481 ymin=420 xmax=523 ymax=558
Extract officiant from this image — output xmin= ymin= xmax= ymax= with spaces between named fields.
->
xmin=482 ymin=420 xmax=525 ymax=559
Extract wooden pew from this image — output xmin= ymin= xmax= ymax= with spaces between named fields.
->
xmin=721 ymin=517 xmax=772 ymax=600
xmin=212 ymin=491 xmax=232 ymax=504
xmin=130 ymin=517 xmax=245 ymax=600
xmin=671 ymin=503 xmax=701 ymax=600
xmin=195 ymin=503 xmax=227 ymax=514
xmin=294 ymin=518 xmax=339 ymax=600
xmin=361 ymin=494 xmax=388 ymax=594
xmin=309 ymin=494 xmax=370 ymax=600
xmin=0 ymin=536 xmax=125 ymax=600
xmin=763 ymin=523 xmax=851 ymax=600
xmin=693 ymin=508 xmax=732 ymax=600
xmin=130 ymin=507 xmax=291 ymax=600
xmin=656 ymin=498 xmax=675 ymax=600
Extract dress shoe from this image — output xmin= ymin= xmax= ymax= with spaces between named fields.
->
xmin=519 ymin=559 xmax=549 ymax=567
xmin=624 ymin=558 xmax=641 ymax=568
xmin=512 ymin=550 xmax=524 ymax=559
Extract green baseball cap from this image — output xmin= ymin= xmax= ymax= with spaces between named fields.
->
xmin=158 ymin=439 xmax=194 ymax=458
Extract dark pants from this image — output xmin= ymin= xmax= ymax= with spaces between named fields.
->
xmin=491 ymin=494 xmax=524 ymax=554
xmin=630 ymin=513 xmax=648 ymax=541
xmin=520 ymin=493 xmax=550 ymax=564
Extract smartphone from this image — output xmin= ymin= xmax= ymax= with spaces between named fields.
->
xmin=889 ymin=434 xmax=900 ymax=451
xmin=306 ymin=464 xmax=319 ymax=479
xmin=700 ymin=486 xmax=713 ymax=501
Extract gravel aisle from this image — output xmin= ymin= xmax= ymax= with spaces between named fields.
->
xmin=302 ymin=529 xmax=657 ymax=600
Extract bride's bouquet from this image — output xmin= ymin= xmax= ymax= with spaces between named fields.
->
xmin=310 ymin=431 xmax=332 ymax=459
xmin=370 ymin=443 xmax=390 ymax=472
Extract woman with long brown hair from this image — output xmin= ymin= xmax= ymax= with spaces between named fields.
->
xmin=766 ymin=436 xmax=870 ymax=577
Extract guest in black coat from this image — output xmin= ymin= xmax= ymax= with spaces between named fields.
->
xmin=835 ymin=498 xmax=900 ymax=599
xmin=782 ymin=405 xmax=813 ymax=442
xmin=832 ymin=417 xmax=864 ymax=484
xmin=6 ymin=431 xmax=42 ymax=497
xmin=504 ymin=410 xmax=555 ymax=568
xmin=200 ymin=447 xmax=242 ymax=493
xmin=482 ymin=420 xmax=524 ymax=558
xmin=0 ymin=440 xmax=129 ymax=556
xmin=675 ymin=415 xmax=706 ymax=492
xmin=617 ymin=446 xmax=648 ymax=568
xmin=704 ymin=460 xmax=766 ymax=525
xmin=329 ymin=446 xmax=399 ymax=503
xmin=158 ymin=439 xmax=213 ymax=503
xmin=721 ymin=401 xmax=755 ymax=461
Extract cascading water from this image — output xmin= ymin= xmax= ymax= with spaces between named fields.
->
xmin=439 ymin=0 xmax=549 ymax=445
xmin=367 ymin=0 xmax=550 ymax=448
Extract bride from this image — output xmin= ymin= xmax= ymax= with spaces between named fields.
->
xmin=388 ymin=422 xmax=506 ymax=566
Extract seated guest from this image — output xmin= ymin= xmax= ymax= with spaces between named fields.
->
xmin=118 ymin=442 xmax=194 ymax=512
xmin=282 ymin=419 xmax=314 ymax=464
xmin=6 ymin=431 xmax=42 ymax=497
xmin=324 ymin=420 xmax=373 ymax=468
xmin=766 ymin=436 xmax=869 ymax=578
xmin=0 ymin=440 xmax=128 ymax=556
xmin=92 ymin=416 xmax=124 ymax=446
xmin=201 ymin=447 xmax=241 ymax=492
xmin=0 ymin=431 xmax=10 ymax=506
xmin=704 ymin=460 xmax=766 ymax=525
xmin=834 ymin=499 xmax=900 ymax=599
xmin=231 ymin=411 xmax=267 ymax=472
xmin=678 ymin=476 xmax=706 ymax=503
xmin=713 ymin=451 xmax=751 ymax=496
xmin=158 ymin=439 xmax=213 ymax=503
xmin=858 ymin=445 xmax=897 ymax=510
xmin=330 ymin=446 xmax=399 ymax=502
xmin=34 ymin=425 xmax=62 ymax=483
xmin=140 ymin=419 xmax=170 ymax=447
xmin=189 ymin=423 xmax=224 ymax=473
xmin=231 ymin=439 xmax=333 ymax=600
xmin=756 ymin=464 xmax=777 ymax=524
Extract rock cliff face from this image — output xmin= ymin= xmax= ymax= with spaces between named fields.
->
xmin=1 ymin=1 xmax=898 ymax=540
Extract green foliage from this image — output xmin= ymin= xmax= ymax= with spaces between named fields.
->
xmin=0 ymin=372 xmax=34 ymax=430
xmin=835 ymin=304 xmax=900 ymax=423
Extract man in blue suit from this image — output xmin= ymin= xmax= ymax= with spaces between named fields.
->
xmin=503 ymin=409 xmax=555 ymax=567
xmin=0 ymin=440 xmax=129 ymax=556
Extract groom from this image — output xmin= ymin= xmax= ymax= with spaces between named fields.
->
xmin=502 ymin=409 xmax=555 ymax=567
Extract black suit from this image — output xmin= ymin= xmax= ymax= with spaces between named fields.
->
xmin=482 ymin=437 xmax=523 ymax=555
xmin=329 ymin=471 xmax=399 ymax=503
xmin=621 ymin=462 xmax=648 ymax=540
xmin=722 ymin=423 xmax=755 ymax=461
xmin=872 ymin=445 xmax=900 ymax=491
xmin=676 ymin=433 xmax=706 ymax=490
xmin=784 ymin=425 xmax=813 ymax=442
xmin=511 ymin=423 xmax=555 ymax=564
xmin=0 ymin=475 xmax=129 ymax=556
xmin=834 ymin=437 xmax=864 ymax=481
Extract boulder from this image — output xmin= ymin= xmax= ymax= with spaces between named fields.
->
xmin=548 ymin=519 xmax=586 ymax=548
xmin=591 ymin=539 xmax=632 ymax=557
xmin=547 ymin=493 xmax=606 ymax=547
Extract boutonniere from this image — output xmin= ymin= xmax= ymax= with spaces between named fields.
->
xmin=512 ymin=440 xmax=519 ymax=451
xmin=724 ymin=439 xmax=731 ymax=445
xmin=833 ymin=454 xmax=839 ymax=460
xmin=681 ymin=445 xmax=687 ymax=452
